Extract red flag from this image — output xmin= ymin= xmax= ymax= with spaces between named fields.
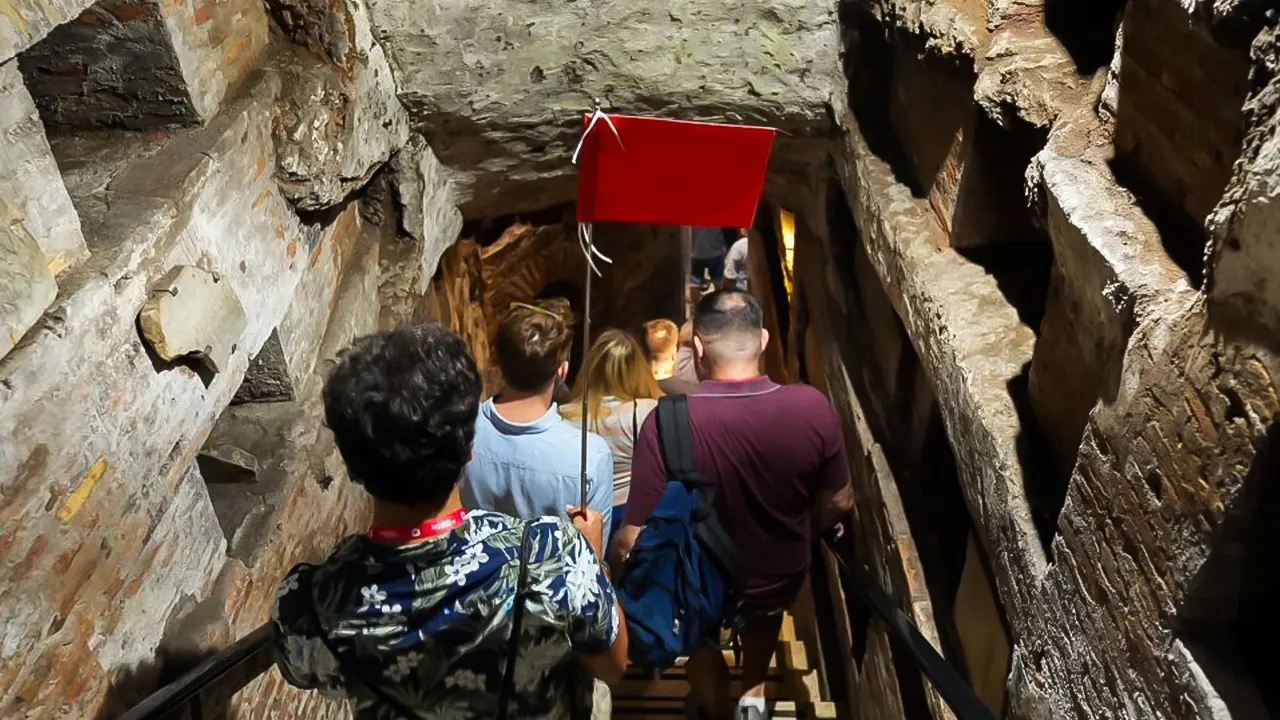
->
xmin=575 ymin=114 xmax=776 ymax=227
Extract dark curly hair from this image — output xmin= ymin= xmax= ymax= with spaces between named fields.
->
xmin=494 ymin=297 xmax=576 ymax=392
xmin=322 ymin=324 xmax=481 ymax=507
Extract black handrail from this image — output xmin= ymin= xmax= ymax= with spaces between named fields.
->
xmin=821 ymin=538 xmax=997 ymax=720
xmin=119 ymin=623 xmax=274 ymax=720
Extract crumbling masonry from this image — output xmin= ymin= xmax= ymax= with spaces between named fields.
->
xmin=0 ymin=0 xmax=1277 ymax=718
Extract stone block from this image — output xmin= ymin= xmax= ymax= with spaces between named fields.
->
xmin=0 ymin=0 xmax=96 ymax=65
xmin=863 ymin=0 xmax=989 ymax=58
xmin=0 ymin=60 xmax=87 ymax=274
xmin=1025 ymin=107 xmax=1188 ymax=479
xmin=0 ymin=72 xmax=333 ymax=717
xmin=0 ymin=196 xmax=57 ymax=361
xmin=1207 ymin=24 xmax=1280 ymax=355
xmin=362 ymin=0 xmax=847 ymax=217
xmin=273 ymin=12 xmax=409 ymax=211
xmin=197 ymin=444 xmax=260 ymax=483
xmin=17 ymin=0 xmax=202 ymax=129
xmin=139 ymin=264 xmax=248 ymax=375
xmin=835 ymin=109 xmax=1048 ymax=627
xmin=973 ymin=2 xmax=1093 ymax=130
xmin=390 ymin=134 xmax=463 ymax=293
xmin=161 ymin=0 xmax=270 ymax=118
xmin=16 ymin=0 xmax=266 ymax=129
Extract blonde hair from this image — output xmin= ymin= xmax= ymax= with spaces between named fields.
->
xmin=561 ymin=329 xmax=663 ymax=428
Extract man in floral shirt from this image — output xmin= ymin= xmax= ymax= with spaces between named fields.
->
xmin=272 ymin=324 xmax=628 ymax=719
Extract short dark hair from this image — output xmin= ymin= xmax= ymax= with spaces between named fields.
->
xmin=495 ymin=297 xmax=575 ymax=392
xmin=694 ymin=289 xmax=763 ymax=338
xmin=323 ymin=324 xmax=481 ymax=507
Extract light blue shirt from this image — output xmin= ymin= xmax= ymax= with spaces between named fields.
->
xmin=461 ymin=399 xmax=615 ymax=540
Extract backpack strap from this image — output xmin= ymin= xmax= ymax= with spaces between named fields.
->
xmin=656 ymin=395 xmax=698 ymax=485
xmin=654 ymin=395 xmax=747 ymax=600
xmin=496 ymin=521 xmax=535 ymax=718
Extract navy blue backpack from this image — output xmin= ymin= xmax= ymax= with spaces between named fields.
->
xmin=617 ymin=394 xmax=745 ymax=670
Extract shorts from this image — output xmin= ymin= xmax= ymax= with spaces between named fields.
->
xmin=690 ymin=255 xmax=725 ymax=286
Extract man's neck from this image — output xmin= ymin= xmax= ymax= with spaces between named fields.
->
xmin=370 ymin=487 xmax=465 ymax=537
xmin=493 ymin=383 xmax=556 ymax=423
xmin=704 ymin=362 xmax=762 ymax=382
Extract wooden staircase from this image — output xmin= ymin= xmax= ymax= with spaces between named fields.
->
xmin=612 ymin=612 xmax=840 ymax=719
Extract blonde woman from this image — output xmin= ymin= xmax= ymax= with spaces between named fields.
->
xmin=561 ymin=329 xmax=664 ymax=533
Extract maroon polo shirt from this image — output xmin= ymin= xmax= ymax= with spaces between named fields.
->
xmin=623 ymin=376 xmax=850 ymax=609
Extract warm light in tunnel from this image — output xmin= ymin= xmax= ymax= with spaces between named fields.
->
xmin=778 ymin=208 xmax=796 ymax=299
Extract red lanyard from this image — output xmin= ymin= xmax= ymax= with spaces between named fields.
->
xmin=369 ymin=508 xmax=466 ymax=544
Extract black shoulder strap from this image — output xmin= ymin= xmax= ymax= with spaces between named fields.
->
xmin=654 ymin=395 xmax=746 ymax=595
xmin=496 ymin=521 xmax=535 ymax=718
xmin=656 ymin=394 xmax=697 ymax=484
xmin=301 ymin=570 xmax=426 ymax=720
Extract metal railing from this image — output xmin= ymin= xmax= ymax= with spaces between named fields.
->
xmin=121 ymin=549 xmax=995 ymax=720
xmin=119 ymin=623 xmax=273 ymax=720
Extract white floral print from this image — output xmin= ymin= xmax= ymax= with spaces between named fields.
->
xmin=443 ymin=544 xmax=489 ymax=586
xmin=360 ymin=584 xmax=387 ymax=612
xmin=443 ymin=669 xmax=486 ymax=692
xmin=383 ymin=651 xmax=424 ymax=681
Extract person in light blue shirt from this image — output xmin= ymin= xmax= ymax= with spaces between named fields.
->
xmin=460 ymin=298 xmax=616 ymax=541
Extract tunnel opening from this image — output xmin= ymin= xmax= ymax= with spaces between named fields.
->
xmin=1177 ymin=421 xmax=1280 ymax=717
xmin=1043 ymin=0 xmax=1127 ymax=74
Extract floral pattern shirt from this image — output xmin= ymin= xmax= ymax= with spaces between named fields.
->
xmin=272 ymin=511 xmax=619 ymax=720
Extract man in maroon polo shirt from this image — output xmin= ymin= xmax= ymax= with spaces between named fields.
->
xmin=612 ymin=290 xmax=853 ymax=720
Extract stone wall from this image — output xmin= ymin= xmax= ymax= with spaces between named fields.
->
xmin=812 ymin=1 xmax=1280 ymax=718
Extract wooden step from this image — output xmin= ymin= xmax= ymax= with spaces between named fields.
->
xmin=611 ymin=612 xmax=840 ymax=720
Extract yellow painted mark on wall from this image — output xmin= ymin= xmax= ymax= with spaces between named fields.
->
xmin=56 ymin=457 xmax=109 ymax=522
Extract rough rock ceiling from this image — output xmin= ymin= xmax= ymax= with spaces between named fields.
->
xmin=362 ymin=0 xmax=848 ymax=217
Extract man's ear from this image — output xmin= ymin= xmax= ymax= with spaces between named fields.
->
xmin=557 ymin=360 xmax=570 ymax=380
xmin=693 ymin=335 xmax=704 ymax=360
xmin=760 ymin=328 xmax=770 ymax=351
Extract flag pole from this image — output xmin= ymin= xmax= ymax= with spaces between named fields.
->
xmin=571 ymin=100 xmax=618 ymax=516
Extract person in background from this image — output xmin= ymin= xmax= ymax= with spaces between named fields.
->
xmin=672 ymin=319 xmax=699 ymax=387
xmin=689 ymin=226 xmax=727 ymax=303
xmin=613 ymin=290 xmax=854 ymax=720
xmin=722 ymin=228 xmax=750 ymax=291
xmin=644 ymin=319 xmax=698 ymax=396
xmin=561 ymin=329 xmax=664 ymax=538
xmin=272 ymin=324 xmax=627 ymax=719
xmin=460 ymin=299 xmax=615 ymax=540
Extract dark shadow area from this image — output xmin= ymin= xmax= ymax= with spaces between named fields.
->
xmin=954 ymin=242 xmax=1054 ymax=334
xmin=1043 ymin=0 xmax=1127 ymax=74
xmin=1007 ymin=362 xmax=1069 ymax=553
xmin=753 ymin=202 xmax=791 ymax=344
xmin=461 ymin=204 xmax=574 ymax=247
xmin=838 ymin=2 xmax=927 ymax=196
xmin=1178 ymin=421 xmax=1280 ymax=717
xmin=950 ymin=115 xmax=1050 ymax=248
xmin=1108 ymin=155 xmax=1207 ymax=288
